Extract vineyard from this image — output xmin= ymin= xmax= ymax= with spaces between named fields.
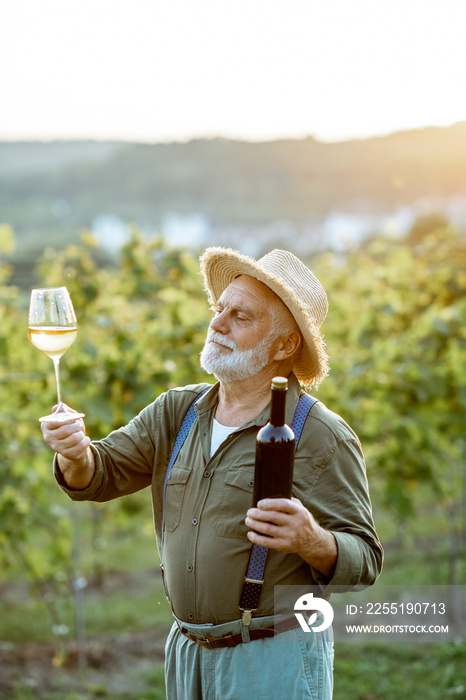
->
xmin=1 ymin=223 xmax=465 ymax=698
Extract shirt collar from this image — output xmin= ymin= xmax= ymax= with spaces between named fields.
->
xmin=194 ymin=381 xmax=219 ymax=416
xmin=194 ymin=372 xmax=303 ymax=429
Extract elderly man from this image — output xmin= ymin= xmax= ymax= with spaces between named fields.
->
xmin=42 ymin=247 xmax=383 ymax=700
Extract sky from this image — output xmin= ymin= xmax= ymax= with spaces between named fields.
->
xmin=1 ymin=0 xmax=465 ymax=143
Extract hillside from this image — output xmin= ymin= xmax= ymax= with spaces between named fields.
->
xmin=1 ymin=123 xmax=466 ymax=270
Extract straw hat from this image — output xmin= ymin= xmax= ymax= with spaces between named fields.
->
xmin=199 ymin=247 xmax=329 ymax=388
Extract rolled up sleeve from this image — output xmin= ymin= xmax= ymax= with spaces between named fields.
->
xmin=296 ymin=410 xmax=384 ymax=593
xmin=53 ymin=407 xmax=157 ymax=502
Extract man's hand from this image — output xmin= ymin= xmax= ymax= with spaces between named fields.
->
xmin=41 ymin=406 xmax=95 ymax=490
xmin=245 ymin=497 xmax=338 ymax=579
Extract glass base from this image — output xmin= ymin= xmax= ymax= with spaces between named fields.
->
xmin=39 ymin=411 xmax=85 ymax=424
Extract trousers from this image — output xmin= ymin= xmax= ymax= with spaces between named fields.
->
xmin=164 ymin=614 xmax=334 ymax=700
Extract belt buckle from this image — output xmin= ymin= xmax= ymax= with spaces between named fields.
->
xmin=197 ymin=635 xmax=213 ymax=648
xmin=189 ymin=633 xmax=213 ymax=648
xmin=176 ymin=618 xmax=214 ymax=648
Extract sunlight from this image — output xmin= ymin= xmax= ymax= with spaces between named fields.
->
xmin=1 ymin=0 xmax=465 ymax=142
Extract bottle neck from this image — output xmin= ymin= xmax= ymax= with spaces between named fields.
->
xmin=270 ymin=388 xmax=287 ymax=426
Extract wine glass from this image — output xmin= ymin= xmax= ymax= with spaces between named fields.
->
xmin=28 ymin=287 xmax=85 ymax=423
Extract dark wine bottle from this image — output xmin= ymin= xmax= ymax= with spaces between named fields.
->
xmin=252 ymin=376 xmax=295 ymax=506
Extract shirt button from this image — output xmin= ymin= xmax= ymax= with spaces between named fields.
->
xmin=248 ymin=480 xmax=254 ymax=487
xmin=203 ymin=470 xmax=211 ymax=478
xmin=188 ymin=613 xmax=194 ymax=620
xmin=192 ymin=518 xmax=198 ymax=526
xmin=187 ymin=564 xmax=193 ymax=572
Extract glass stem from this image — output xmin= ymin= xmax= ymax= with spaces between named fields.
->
xmin=52 ymin=357 xmax=64 ymax=409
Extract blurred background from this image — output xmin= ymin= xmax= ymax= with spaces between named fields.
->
xmin=1 ymin=0 xmax=465 ymax=698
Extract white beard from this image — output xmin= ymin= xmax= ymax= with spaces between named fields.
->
xmin=200 ymin=329 xmax=275 ymax=381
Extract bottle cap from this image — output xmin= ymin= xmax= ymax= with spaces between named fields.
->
xmin=272 ymin=376 xmax=288 ymax=390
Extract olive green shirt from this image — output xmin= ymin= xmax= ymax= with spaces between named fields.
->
xmin=55 ymin=374 xmax=383 ymax=625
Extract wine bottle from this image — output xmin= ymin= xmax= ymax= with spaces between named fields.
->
xmin=252 ymin=376 xmax=295 ymax=506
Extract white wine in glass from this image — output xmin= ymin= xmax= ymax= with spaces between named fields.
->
xmin=28 ymin=287 xmax=85 ymax=423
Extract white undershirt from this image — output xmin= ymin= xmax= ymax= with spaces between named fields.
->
xmin=210 ymin=419 xmax=240 ymax=457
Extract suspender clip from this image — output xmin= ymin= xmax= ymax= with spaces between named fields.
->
xmin=241 ymin=610 xmax=253 ymax=626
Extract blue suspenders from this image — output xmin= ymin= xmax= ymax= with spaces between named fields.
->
xmin=161 ymin=389 xmax=318 ymax=614
xmin=160 ymin=388 xmax=210 ymax=561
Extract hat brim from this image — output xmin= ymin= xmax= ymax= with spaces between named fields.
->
xmin=200 ymin=247 xmax=329 ymax=388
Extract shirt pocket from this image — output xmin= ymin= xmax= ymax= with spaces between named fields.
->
xmin=214 ymin=466 xmax=255 ymax=540
xmin=164 ymin=465 xmax=192 ymax=533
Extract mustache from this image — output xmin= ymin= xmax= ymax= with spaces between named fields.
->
xmin=206 ymin=330 xmax=237 ymax=351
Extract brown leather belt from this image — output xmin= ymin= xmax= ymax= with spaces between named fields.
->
xmin=178 ymin=616 xmax=300 ymax=649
